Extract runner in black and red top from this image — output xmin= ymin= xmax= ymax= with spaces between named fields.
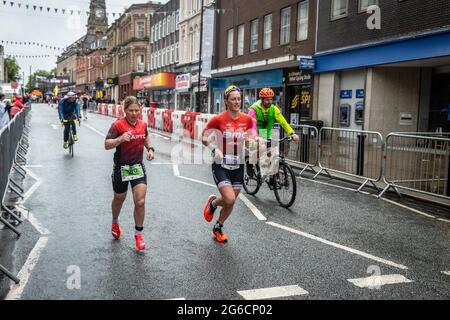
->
xmin=105 ymin=96 xmax=155 ymax=251
xmin=201 ymin=85 xmax=257 ymax=243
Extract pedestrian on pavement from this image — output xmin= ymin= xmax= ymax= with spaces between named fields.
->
xmin=104 ymin=96 xmax=155 ymax=251
xmin=201 ymin=85 xmax=257 ymax=243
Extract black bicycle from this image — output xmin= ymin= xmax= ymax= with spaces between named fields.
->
xmin=243 ymin=136 xmax=297 ymax=208
xmin=63 ymin=118 xmax=80 ymax=157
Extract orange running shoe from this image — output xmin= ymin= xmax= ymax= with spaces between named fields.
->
xmin=203 ymin=195 xmax=217 ymax=222
xmin=135 ymin=234 xmax=146 ymax=251
xmin=212 ymin=226 xmax=228 ymax=243
xmin=112 ymin=223 xmax=122 ymax=240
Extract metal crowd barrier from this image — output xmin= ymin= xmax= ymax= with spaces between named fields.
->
xmin=314 ymin=127 xmax=384 ymax=192
xmin=0 ymin=107 xmax=30 ymax=284
xmin=279 ymin=124 xmax=319 ymax=176
xmin=379 ymin=133 xmax=450 ymax=200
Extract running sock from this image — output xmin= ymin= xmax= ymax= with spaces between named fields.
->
xmin=135 ymin=226 xmax=144 ymax=236
xmin=214 ymin=221 xmax=223 ymax=231
xmin=112 ymin=218 xmax=119 ymax=224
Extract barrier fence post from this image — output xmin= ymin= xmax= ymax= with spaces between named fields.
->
xmin=356 ymin=134 xmax=366 ymax=176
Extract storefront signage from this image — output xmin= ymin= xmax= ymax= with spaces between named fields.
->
xmin=176 ymin=73 xmax=191 ymax=91
xmin=286 ymin=70 xmax=312 ymax=85
xmin=340 ymin=90 xmax=352 ymax=99
xmin=356 ymin=89 xmax=365 ymax=99
xmin=107 ymin=77 xmax=118 ymax=85
xmin=298 ymin=56 xmax=315 ymax=70
xmin=133 ymin=73 xmax=176 ymax=90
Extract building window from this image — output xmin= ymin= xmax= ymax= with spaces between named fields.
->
xmin=136 ymin=21 xmax=145 ymax=38
xmin=227 ymin=28 xmax=233 ymax=58
xmin=263 ymin=14 xmax=272 ymax=49
xmin=280 ymin=7 xmax=291 ymax=45
xmin=359 ymin=0 xmax=378 ymax=12
xmin=175 ymin=42 xmax=179 ymax=62
xmin=237 ymin=24 xmax=244 ymax=56
xmin=167 ymin=16 xmax=171 ymax=34
xmin=189 ymin=27 xmax=194 ymax=61
xmin=159 ymin=21 xmax=162 ymax=38
xmin=250 ymin=19 xmax=258 ymax=53
xmin=163 ymin=18 xmax=167 ymax=37
xmin=151 ymin=26 xmax=154 ymax=43
xmin=176 ymin=10 xmax=179 ymax=30
xmin=297 ymin=1 xmax=309 ymax=41
xmin=331 ymin=0 xmax=348 ymax=19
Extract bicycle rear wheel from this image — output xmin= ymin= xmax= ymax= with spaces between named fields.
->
xmin=243 ymin=159 xmax=261 ymax=195
xmin=273 ymin=161 xmax=297 ymax=208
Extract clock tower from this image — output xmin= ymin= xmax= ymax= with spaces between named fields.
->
xmin=87 ymin=0 xmax=108 ymax=35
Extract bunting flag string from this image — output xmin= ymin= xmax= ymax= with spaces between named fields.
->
xmin=0 ymin=1 xmax=185 ymax=18
xmin=6 ymin=54 xmax=55 ymax=58
xmin=0 ymin=40 xmax=64 ymax=51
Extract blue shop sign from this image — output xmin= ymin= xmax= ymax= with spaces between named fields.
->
xmin=356 ymin=89 xmax=365 ymax=99
xmin=298 ymin=57 xmax=315 ymax=70
xmin=340 ymin=90 xmax=352 ymax=99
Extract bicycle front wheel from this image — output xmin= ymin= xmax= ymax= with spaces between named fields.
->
xmin=243 ymin=160 xmax=261 ymax=195
xmin=273 ymin=161 xmax=297 ymax=208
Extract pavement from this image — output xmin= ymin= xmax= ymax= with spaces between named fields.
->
xmin=0 ymin=104 xmax=449 ymax=300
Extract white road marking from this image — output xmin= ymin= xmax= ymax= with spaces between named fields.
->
xmin=176 ymin=175 xmax=215 ymax=188
xmin=83 ymin=123 xmax=106 ymax=137
xmin=166 ymin=298 xmax=186 ymax=300
xmin=23 ymin=165 xmax=43 ymax=168
xmin=18 ymin=168 xmax=42 ymax=205
xmin=173 ymin=164 xmax=180 ymax=176
xmin=298 ymin=177 xmax=370 ymax=195
xmin=237 ymin=285 xmax=308 ymax=300
xmin=5 ymin=237 xmax=49 ymax=300
xmin=441 ymin=271 xmax=450 ymax=276
xmin=298 ymin=176 xmax=447 ymax=222
xmin=379 ymin=197 xmax=436 ymax=219
xmin=238 ymin=194 xmax=267 ymax=221
xmin=348 ymin=274 xmax=413 ymax=288
xmin=266 ymin=221 xmax=408 ymax=270
xmin=14 ymin=206 xmax=50 ymax=236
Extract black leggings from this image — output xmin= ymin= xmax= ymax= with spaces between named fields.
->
xmin=63 ymin=115 xmax=77 ymax=142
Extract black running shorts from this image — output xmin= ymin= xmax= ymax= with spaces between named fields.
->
xmin=111 ymin=163 xmax=147 ymax=194
xmin=212 ymin=163 xmax=244 ymax=190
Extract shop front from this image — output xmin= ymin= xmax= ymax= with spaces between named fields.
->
xmin=210 ymin=68 xmax=284 ymax=114
xmin=106 ymin=76 xmax=119 ymax=103
xmin=284 ymin=68 xmax=313 ymax=125
xmin=135 ymin=72 xmax=176 ymax=109
xmin=176 ymin=73 xmax=191 ymax=111
xmin=119 ymin=74 xmax=132 ymax=101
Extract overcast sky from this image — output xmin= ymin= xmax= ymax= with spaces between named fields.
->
xmin=0 ymin=0 xmax=168 ymax=81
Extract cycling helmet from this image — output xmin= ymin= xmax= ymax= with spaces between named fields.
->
xmin=259 ymin=87 xmax=275 ymax=98
xmin=223 ymin=85 xmax=241 ymax=99
xmin=66 ymin=91 xmax=77 ymax=98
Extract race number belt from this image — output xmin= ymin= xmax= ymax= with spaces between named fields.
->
xmin=221 ymin=154 xmax=240 ymax=170
xmin=120 ymin=164 xmax=144 ymax=181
